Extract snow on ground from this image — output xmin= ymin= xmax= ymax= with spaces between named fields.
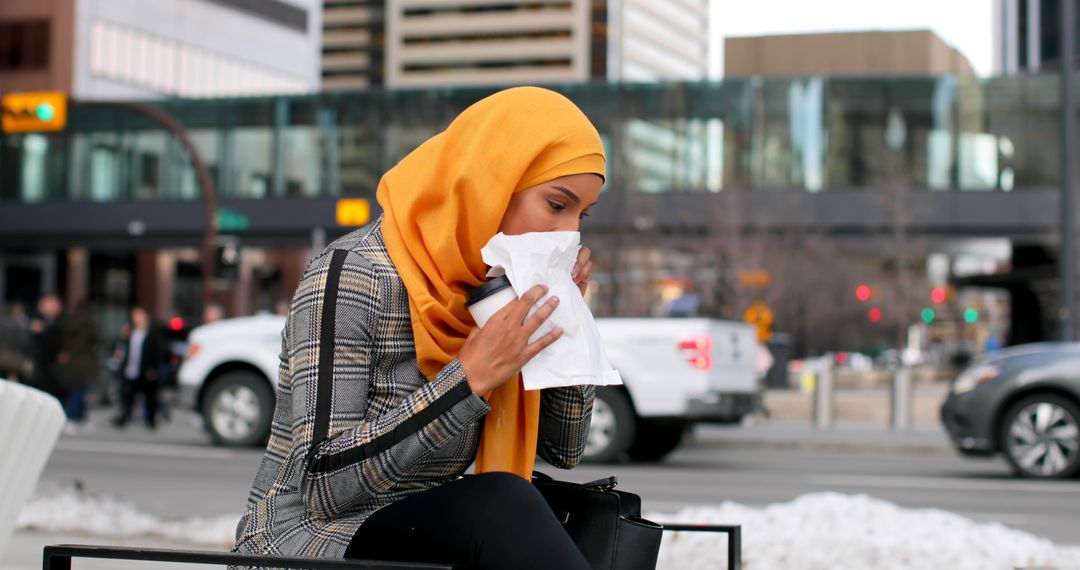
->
xmin=650 ymin=492 xmax=1080 ymax=570
xmin=16 ymin=483 xmax=1080 ymax=569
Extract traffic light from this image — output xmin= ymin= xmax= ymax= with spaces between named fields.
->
xmin=931 ymin=287 xmax=947 ymax=304
xmin=1 ymin=91 xmax=68 ymax=133
xmin=855 ymin=284 xmax=872 ymax=302
xmin=868 ymin=307 xmax=882 ymax=323
xmin=963 ymin=308 xmax=980 ymax=324
xmin=921 ymin=307 xmax=935 ymax=323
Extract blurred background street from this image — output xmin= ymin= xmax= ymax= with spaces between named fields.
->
xmin=4 ymin=0 xmax=1080 ymax=568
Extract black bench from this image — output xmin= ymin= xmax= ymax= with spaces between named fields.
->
xmin=43 ymin=524 xmax=741 ymax=570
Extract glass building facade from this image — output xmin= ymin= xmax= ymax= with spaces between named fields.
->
xmin=0 ymin=74 xmax=1069 ymax=206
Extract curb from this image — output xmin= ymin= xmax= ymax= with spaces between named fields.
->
xmin=687 ymin=431 xmax=956 ymax=456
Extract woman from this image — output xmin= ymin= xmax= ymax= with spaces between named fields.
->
xmin=233 ymin=87 xmax=604 ymax=569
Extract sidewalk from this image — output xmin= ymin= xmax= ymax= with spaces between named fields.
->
xmin=689 ymin=383 xmax=955 ymax=455
xmin=692 ymin=420 xmax=953 ymax=455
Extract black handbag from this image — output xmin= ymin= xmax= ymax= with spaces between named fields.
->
xmin=532 ymin=471 xmax=663 ymax=570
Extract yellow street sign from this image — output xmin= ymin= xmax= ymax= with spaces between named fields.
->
xmin=743 ymin=299 xmax=774 ymax=342
xmin=739 ymin=270 xmax=772 ymax=288
xmin=336 ymin=198 xmax=371 ymax=226
xmin=1 ymin=91 xmax=68 ymax=133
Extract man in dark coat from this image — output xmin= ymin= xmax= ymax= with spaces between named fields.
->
xmin=112 ymin=306 xmax=166 ymax=429
xmin=29 ymin=295 xmax=65 ymax=401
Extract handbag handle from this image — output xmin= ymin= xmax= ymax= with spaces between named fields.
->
xmin=532 ymin=470 xmax=618 ymax=492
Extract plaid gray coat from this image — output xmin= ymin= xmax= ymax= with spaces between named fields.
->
xmin=233 ymin=218 xmax=595 ymax=561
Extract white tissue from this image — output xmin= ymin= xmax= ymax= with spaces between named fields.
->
xmin=480 ymin=232 xmax=623 ymax=391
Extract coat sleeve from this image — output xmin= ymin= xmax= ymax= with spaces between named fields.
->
xmin=287 ymin=248 xmax=490 ymax=520
xmin=536 ymin=385 xmax=595 ymax=469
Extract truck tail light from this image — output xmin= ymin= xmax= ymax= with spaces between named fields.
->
xmin=679 ymin=336 xmax=712 ymax=371
xmin=691 ymin=355 xmax=712 ymax=371
xmin=678 ymin=336 xmax=712 ymax=351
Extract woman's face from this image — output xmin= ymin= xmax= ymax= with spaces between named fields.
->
xmin=498 ymin=173 xmax=603 ymax=235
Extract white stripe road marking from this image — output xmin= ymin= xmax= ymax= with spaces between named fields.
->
xmin=54 ymin=439 xmax=250 ymax=460
xmin=810 ymin=475 xmax=1080 ymax=494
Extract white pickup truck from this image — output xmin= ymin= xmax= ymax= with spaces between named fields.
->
xmin=178 ymin=315 xmax=763 ymax=462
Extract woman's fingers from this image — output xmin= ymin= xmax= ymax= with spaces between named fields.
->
xmin=509 ymin=284 xmax=549 ymax=323
xmin=524 ymin=326 xmax=564 ymax=360
xmin=571 ymin=247 xmax=591 ymax=279
xmin=524 ymin=296 xmax=560 ymax=334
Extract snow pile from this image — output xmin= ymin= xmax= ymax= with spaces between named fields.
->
xmin=651 ymin=492 xmax=1080 ymax=570
xmin=17 ymin=484 xmax=1080 ymax=569
xmin=15 ymin=482 xmax=237 ymax=546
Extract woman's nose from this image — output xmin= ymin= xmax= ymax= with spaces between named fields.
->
xmin=554 ymin=219 xmax=580 ymax=233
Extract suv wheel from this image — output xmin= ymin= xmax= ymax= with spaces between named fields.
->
xmin=1001 ymin=394 xmax=1080 ymax=479
xmin=583 ymin=387 xmax=635 ymax=463
xmin=203 ymin=371 xmax=273 ymax=447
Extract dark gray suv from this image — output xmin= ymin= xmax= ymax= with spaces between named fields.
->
xmin=941 ymin=342 xmax=1080 ymax=479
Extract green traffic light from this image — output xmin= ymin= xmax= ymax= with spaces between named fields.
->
xmin=35 ymin=103 xmax=55 ymax=121
xmin=921 ymin=307 xmax=935 ymax=323
xmin=963 ymin=307 xmax=979 ymax=324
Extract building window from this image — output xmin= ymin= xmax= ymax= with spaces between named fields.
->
xmin=0 ymin=21 xmax=50 ymax=71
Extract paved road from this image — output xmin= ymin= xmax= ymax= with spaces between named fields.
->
xmin=31 ymin=407 xmax=1080 ymax=548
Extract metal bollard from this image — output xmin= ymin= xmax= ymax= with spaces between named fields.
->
xmin=890 ymin=367 xmax=913 ymax=431
xmin=813 ymin=360 xmax=834 ymax=429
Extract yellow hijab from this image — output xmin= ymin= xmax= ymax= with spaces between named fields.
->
xmin=376 ymin=86 xmax=605 ymax=479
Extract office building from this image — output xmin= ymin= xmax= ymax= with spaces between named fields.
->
xmin=994 ymin=0 xmax=1078 ymax=74
xmin=0 ymin=0 xmax=322 ymax=99
xmin=725 ymin=30 xmax=974 ymax=77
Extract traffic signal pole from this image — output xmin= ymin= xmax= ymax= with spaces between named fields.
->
xmin=1062 ymin=0 xmax=1078 ymax=341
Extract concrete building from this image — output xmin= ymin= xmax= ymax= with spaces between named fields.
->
xmin=321 ymin=0 xmax=383 ymax=89
xmin=0 ymin=0 xmax=322 ymax=99
xmin=381 ymin=0 xmax=710 ymax=88
xmin=725 ymin=30 xmax=974 ymax=77
xmin=994 ymin=0 xmax=1077 ymax=74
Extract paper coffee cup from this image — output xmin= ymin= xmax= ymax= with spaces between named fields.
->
xmin=466 ymin=276 xmax=516 ymax=327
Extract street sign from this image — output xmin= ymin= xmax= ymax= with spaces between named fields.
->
xmin=217 ymin=208 xmax=250 ymax=232
xmin=1 ymin=91 xmax=68 ymax=133
xmin=743 ymin=299 xmax=774 ymax=342
xmin=337 ymin=198 xmax=371 ymax=226
xmin=739 ymin=270 xmax=771 ymax=288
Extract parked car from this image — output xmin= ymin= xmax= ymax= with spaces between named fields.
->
xmin=178 ymin=315 xmax=765 ymax=463
xmin=940 ymin=342 xmax=1080 ymax=479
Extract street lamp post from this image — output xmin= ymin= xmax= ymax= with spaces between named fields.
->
xmin=1062 ymin=0 xmax=1078 ymax=341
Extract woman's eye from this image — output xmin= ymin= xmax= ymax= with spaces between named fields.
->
xmin=579 ymin=211 xmax=591 ymax=220
xmin=547 ymin=200 xmax=566 ymax=212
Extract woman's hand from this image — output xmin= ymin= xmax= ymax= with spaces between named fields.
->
xmin=459 ymin=285 xmax=563 ymax=398
xmin=572 ymin=246 xmax=592 ymax=297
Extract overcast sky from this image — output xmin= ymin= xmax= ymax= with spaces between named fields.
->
xmin=713 ymin=0 xmax=996 ymax=76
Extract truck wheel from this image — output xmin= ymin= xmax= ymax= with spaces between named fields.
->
xmin=583 ymin=387 xmax=636 ymax=463
xmin=202 ymin=371 xmax=274 ymax=447
xmin=628 ymin=421 xmax=685 ymax=462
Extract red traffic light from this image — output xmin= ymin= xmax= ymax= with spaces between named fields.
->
xmin=868 ymin=307 xmax=882 ymax=323
xmin=169 ymin=316 xmax=184 ymax=331
xmin=931 ymin=287 xmax=947 ymax=304
xmin=855 ymin=284 xmax=872 ymax=302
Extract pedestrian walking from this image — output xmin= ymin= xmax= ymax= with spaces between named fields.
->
xmin=29 ymin=295 xmax=65 ymax=401
xmin=234 ymin=87 xmax=602 ymax=569
xmin=0 ymin=303 xmax=33 ymax=381
xmin=59 ymin=301 xmax=100 ymax=432
xmin=112 ymin=307 xmax=166 ymax=430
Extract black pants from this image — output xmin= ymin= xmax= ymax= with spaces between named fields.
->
xmin=346 ymin=472 xmax=591 ymax=570
xmin=116 ymin=376 xmax=159 ymax=427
